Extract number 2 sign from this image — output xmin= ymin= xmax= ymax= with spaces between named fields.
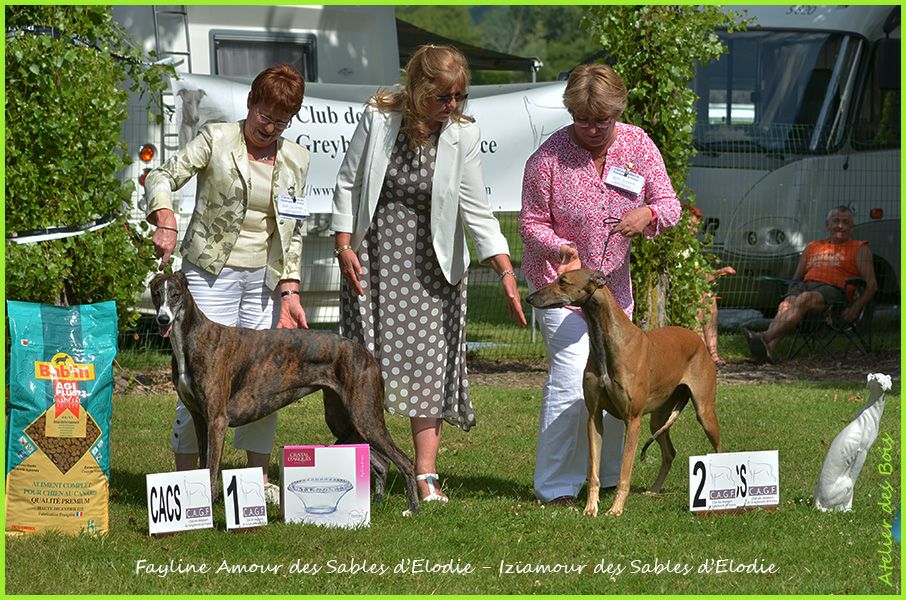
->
xmin=689 ymin=450 xmax=780 ymax=513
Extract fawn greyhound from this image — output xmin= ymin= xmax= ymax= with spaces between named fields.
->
xmin=150 ymin=271 xmax=419 ymax=515
xmin=527 ymin=268 xmax=722 ymax=517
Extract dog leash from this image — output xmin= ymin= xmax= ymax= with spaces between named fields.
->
xmin=596 ymin=216 xmax=623 ymax=273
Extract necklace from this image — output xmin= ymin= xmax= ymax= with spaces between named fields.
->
xmin=248 ymin=141 xmax=276 ymax=163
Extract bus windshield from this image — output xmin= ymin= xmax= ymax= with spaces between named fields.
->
xmin=693 ymin=30 xmax=864 ymax=154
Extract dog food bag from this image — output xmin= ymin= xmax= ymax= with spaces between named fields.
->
xmin=6 ymin=300 xmax=117 ymax=536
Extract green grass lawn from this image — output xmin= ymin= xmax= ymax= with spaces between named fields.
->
xmin=5 ymin=375 xmax=900 ymax=594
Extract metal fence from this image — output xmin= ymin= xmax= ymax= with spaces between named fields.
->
xmin=121 ymin=111 xmax=900 ymax=362
xmin=120 ymin=189 xmax=900 ymax=363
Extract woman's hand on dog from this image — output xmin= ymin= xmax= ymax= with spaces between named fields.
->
xmin=277 ymin=293 xmax=309 ymax=329
xmin=558 ymin=244 xmax=581 ymax=274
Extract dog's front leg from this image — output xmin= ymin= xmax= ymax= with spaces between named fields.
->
xmin=189 ymin=411 xmax=208 ymax=469
xmin=607 ymin=415 xmax=642 ymax=517
xmin=583 ymin=407 xmax=605 ymax=517
xmin=205 ymin=414 xmax=229 ymax=501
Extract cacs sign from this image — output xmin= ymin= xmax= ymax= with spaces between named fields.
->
xmin=146 ymin=469 xmax=214 ymax=535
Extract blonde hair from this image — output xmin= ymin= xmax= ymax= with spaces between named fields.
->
xmin=371 ymin=44 xmax=474 ymax=149
xmin=563 ymin=64 xmax=628 ymax=120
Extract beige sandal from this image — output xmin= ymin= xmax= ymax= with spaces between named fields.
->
xmin=416 ymin=473 xmax=448 ymax=503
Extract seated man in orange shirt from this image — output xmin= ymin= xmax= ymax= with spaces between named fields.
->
xmin=746 ymin=205 xmax=877 ymax=363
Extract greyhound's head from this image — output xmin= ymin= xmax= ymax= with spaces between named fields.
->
xmin=176 ymin=88 xmax=206 ymax=126
xmin=526 ymin=268 xmax=608 ymax=309
xmin=150 ymin=271 xmax=190 ymax=338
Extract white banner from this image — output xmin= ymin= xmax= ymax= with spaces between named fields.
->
xmin=171 ymin=74 xmax=571 ymax=213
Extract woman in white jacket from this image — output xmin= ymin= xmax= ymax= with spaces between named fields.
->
xmin=331 ymin=45 xmax=526 ymax=503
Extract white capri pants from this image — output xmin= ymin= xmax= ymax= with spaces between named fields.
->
xmin=171 ymin=262 xmax=279 ymax=455
xmin=534 ymin=305 xmax=625 ymax=503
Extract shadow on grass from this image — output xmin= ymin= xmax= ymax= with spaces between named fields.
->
xmin=110 ymin=467 xmax=155 ymax=508
xmin=112 ymin=463 xmax=538 ymax=511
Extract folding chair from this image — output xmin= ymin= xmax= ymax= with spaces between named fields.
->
xmin=786 ymin=278 xmax=874 ymax=360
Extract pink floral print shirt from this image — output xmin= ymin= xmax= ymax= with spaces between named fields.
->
xmin=519 ymin=123 xmax=681 ymax=317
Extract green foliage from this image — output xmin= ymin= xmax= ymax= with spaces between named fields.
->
xmin=582 ymin=6 xmax=750 ymax=328
xmin=397 ymin=5 xmax=483 ymax=47
xmin=397 ymin=6 xmax=598 ymax=84
xmin=5 ymin=5 xmax=173 ymax=328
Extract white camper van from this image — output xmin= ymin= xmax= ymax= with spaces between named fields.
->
xmin=688 ymin=5 xmax=900 ymax=310
xmin=113 ymin=5 xmax=400 ymax=319
xmin=114 ymin=5 xmax=567 ymax=324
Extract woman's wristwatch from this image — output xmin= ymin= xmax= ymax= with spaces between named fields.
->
xmin=334 ymin=244 xmax=353 ymax=258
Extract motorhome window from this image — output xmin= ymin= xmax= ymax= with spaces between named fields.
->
xmin=693 ymin=31 xmax=862 ymax=154
xmin=211 ymin=31 xmax=317 ymax=81
xmin=852 ymin=39 xmax=901 ymax=151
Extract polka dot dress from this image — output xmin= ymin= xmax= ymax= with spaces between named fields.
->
xmin=340 ymin=131 xmax=475 ymax=431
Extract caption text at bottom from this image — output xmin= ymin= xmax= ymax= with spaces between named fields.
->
xmin=134 ymin=557 xmax=779 ymax=578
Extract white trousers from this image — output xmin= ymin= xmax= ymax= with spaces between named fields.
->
xmin=534 ymin=306 xmax=625 ymax=503
xmin=171 ymin=262 xmax=279 ymax=455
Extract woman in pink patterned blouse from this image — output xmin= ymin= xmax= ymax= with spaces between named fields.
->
xmin=519 ymin=64 xmax=681 ymax=505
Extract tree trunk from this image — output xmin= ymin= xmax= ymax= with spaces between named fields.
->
xmin=639 ymin=269 xmax=669 ymax=331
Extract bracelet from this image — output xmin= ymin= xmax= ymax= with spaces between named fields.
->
xmin=497 ymin=269 xmax=517 ymax=281
xmin=647 ymin=205 xmax=657 ymax=221
xmin=157 ymin=226 xmax=178 ymax=232
xmin=334 ymin=244 xmax=353 ymax=257
xmin=280 ymin=290 xmax=301 ymax=298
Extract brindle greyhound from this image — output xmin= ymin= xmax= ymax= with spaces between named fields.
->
xmin=150 ymin=271 xmax=419 ymax=515
xmin=527 ymin=268 xmax=722 ymax=517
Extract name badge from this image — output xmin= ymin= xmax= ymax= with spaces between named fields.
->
xmin=605 ymin=166 xmax=645 ymax=195
xmin=276 ymin=190 xmax=309 ymax=220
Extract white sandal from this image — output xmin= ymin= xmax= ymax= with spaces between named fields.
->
xmin=416 ymin=473 xmax=448 ymax=503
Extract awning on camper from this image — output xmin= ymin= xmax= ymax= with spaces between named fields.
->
xmin=396 ymin=18 xmax=542 ymax=78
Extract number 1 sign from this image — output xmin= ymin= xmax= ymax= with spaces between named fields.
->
xmin=222 ymin=467 xmax=268 ymax=530
xmin=689 ymin=450 xmax=780 ymax=513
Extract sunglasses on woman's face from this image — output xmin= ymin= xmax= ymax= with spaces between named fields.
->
xmin=435 ymin=92 xmax=468 ymax=105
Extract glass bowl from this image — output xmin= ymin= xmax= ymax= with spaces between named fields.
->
xmin=287 ymin=477 xmax=354 ymax=514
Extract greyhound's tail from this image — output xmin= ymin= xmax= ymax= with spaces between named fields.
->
xmin=640 ymin=397 xmax=689 ymax=461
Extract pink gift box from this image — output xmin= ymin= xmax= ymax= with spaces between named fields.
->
xmin=279 ymin=444 xmax=370 ymax=528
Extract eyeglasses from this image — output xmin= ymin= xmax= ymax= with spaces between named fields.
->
xmin=572 ymin=117 xmax=616 ymax=129
xmin=435 ymin=92 xmax=468 ymax=105
xmin=255 ymin=108 xmax=292 ymax=131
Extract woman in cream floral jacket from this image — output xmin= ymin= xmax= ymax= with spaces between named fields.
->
xmin=144 ymin=64 xmax=309 ymax=502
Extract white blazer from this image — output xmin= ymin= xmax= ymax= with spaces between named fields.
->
xmin=331 ymin=105 xmax=509 ymax=284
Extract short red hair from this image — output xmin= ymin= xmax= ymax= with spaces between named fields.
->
xmin=249 ymin=63 xmax=305 ymax=115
